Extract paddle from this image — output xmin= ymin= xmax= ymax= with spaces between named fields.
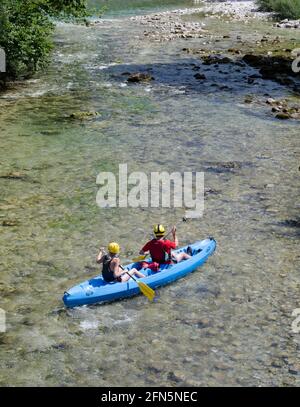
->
xmin=164 ymin=216 xmax=187 ymax=239
xmin=98 ymin=248 xmax=155 ymax=301
xmin=120 ymin=266 xmax=155 ymax=301
xmin=132 ymin=254 xmax=148 ymax=262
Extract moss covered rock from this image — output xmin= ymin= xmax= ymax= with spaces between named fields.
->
xmin=69 ymin=111 xmax=100 ymax=120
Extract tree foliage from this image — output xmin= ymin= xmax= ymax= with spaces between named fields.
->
xmin=0 ymin=1 xmax=89 ymax=81
xmin=256 ymin=0 xmax=300 ymax=19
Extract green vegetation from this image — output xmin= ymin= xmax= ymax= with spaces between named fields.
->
xmin=256 ymin=0 xmax=300 ymax=19
xmin=0 ymin=1 xmax=91 ymax=85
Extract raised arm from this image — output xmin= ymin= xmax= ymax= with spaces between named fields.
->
xmin=139 ymin=241 xmax=150 ymax=255
xmin=96 ymin=247 xmax=106 ymax=264
xmin=171 ymin=226 xmax=178 ymax=248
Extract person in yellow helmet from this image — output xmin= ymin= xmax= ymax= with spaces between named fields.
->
xmin=137 ymin=224 xmax=191 ymax=272
xmin=97 ymin=242 xmax=145 ymax=283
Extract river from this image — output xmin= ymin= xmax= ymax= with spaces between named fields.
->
xmin=0 ymin=0 xmax=299 ymax=386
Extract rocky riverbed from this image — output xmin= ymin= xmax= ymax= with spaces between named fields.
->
xmin=128 ymin=1 xmax=300 ymax=120
xmin=0 ymin=0 xmax=299 ymax=388
xmin=130 ymin=1 xmax=272 ymax=42
xmin=275 ymin=19 xmax=300 ymax=29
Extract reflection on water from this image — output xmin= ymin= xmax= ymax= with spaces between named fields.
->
xmin=89 ymin=0 xmax=196 ymax=17
xmin=0 ymin=2 xmax=300 ymax=386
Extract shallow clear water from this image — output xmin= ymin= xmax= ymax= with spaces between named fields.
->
xmin=0 ymin=2 xmax=300 ymax=386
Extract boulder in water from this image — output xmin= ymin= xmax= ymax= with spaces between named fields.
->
xmin=69 ymin=111 xmax=100 ymax=120
xmin=194 ymin=73 xmax=206 ymax=80
xmin=127 ymin=73 xmax=154 ymax=83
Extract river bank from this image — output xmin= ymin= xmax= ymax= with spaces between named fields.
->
xmin=0 ymin=0 xmax=299 ymax=387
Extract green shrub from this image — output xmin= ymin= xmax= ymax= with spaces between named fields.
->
xmin=256 ymin=0 xmax=300 ymax=19
xmin=257 ymin=0 xmax=274 ymax=11
xmin=0 ymin=1 xmax=89 ymax=81
xmin=273 ymin=0 xmax=300 ymax=19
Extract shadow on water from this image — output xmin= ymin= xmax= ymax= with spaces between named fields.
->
xmin=101 ymin=57 xmax=299 ymax=97
xmin=274 ymin=218 xmax=300 ymax=238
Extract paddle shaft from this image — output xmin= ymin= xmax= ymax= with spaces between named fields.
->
xmin=163 ymin=216 xmax=187 ymax=239
xmin=101 ymin=253 xmax=154 ymax=299
xmin=120 ymin=265 xmax=138 ymax=282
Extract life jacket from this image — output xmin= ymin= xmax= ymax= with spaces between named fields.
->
xmin=148 ymin=239 xmax=172 ymax=264
xmin=102 ymin=254 xmax=118 ymax=282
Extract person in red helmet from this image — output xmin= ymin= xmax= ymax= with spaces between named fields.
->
xmin=138 ymin=224 xmax=191 ymax=272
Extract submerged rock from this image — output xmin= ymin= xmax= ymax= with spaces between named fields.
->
xmin=0 ymin=282 xmax=16 ymax=294
xmin=40 ymin=130 xmax=61 ymax=136
xmin=228 ymin=48 xmax=241 ymax=54
xmin=2 ymin=220 xmax=19 ymax=227
xmin=244 ymin=95 xmax=254 ymax=104
xmin=242 ymin=54 xmax=298 ymax=88
xmin=288 ymin=364 xmax=300 ymax=375
xmin=265 ymin=97 xmax=300 ymax=120
xmin=0 ymin=171 xmax=27 ymax=180
xmin=204 ymin=188 xmax=220 ymax=196
xmin=127 ymin=73 xmax=154 ymax=83
xmin=203 ymin=161 xmax=243 ymax=173
xmin=69 ymin=111 xmax=100 ymax=120
xmin=202 ymin=55 xmax=233 ymax=65
xmin=283 ymin=219 xmax=300 ymax=228
xmin=194 ymin=73 xmax=207 ymax=80
xmin=214 ymin=362 xmax=231 ymax=371
xmin=276 ymin=112 xmax=291 ymax=120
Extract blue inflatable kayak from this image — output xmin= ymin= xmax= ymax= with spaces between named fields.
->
xmin=63 ymin=237 xmax=216 ymax=308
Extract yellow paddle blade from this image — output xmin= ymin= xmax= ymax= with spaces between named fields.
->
xmin=138 ymin=281 xmax=155 ymax=301
xmin=132 ymin=255 xmax=148 ymax=262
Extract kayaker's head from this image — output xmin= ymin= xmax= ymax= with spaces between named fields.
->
xmin=107 ymin=242 xmax=120 ymax=256
xmin=153 ymin=224 xmax=165 ymax=239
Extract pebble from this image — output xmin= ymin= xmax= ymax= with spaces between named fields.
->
xmin=167 ymin=370 xmax=186 ymax=383
xmin=271 ymin=361 xmax=284 ymax=368
xmin=288 ymin=364 xmax=300 ymax=375
xmin=183 ymin=357 xmax=194 ymax=363
xmin=214 ymin=362 xmax=231 ymax=371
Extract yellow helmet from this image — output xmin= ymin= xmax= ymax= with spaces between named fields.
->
xmin=107 ymin=242 xmax=120 ymax=254
xmin=153 ymin=224 xmax=165 ymax=237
